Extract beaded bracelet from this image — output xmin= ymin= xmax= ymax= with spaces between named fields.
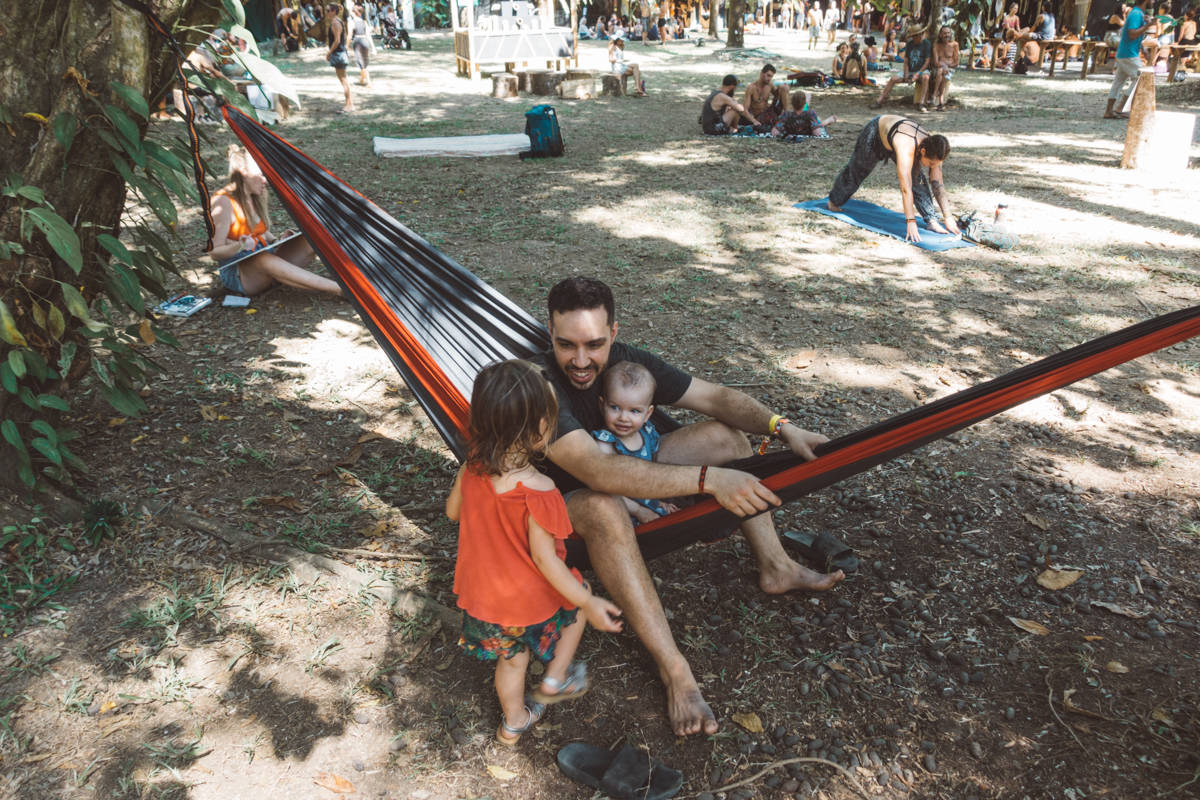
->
xmin=698 ymin=465 xmax=708 ymax=495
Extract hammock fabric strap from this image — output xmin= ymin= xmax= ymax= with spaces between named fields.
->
xmin=218 ymin=106 xmax=1200 ymax=570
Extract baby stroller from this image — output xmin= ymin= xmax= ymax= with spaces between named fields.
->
xmin=382 ymin=17 xmax=411 ymax=50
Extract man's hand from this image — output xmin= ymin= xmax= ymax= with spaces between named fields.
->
xmin=905 ymin=220 xmax=922 ymax=242
xmin=779 ymin=424 xmax=829 ymax=461
xmin=704 ymin=466 xmax=780 ymax=517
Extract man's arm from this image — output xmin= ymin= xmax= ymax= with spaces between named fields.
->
xmin=547 ymin=428 xmax=780 ymax=517
xmin=717 ymin=93 xmax=760 ymax=126
xmin=674 ymin=377 xmax=828 ymax=460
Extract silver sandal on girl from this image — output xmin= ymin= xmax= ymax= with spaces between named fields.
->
xmin=496 ymin=698 xmax=546 ymax=746
xmin=532 ymin=660 xmax=589 ymax=705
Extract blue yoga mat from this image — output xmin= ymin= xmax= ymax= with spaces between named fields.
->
xmin=794 ymin=197 xmax=975 ymax=252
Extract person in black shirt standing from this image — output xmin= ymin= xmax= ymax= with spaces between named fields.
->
xmin=533 ymin=278 xmax=844 ymax=738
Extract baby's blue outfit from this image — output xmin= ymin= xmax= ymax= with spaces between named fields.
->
xmin=591 ymin=421 xmax=669 ymax=517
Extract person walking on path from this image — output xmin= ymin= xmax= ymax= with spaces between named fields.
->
xmin=1105 ymin=0 xmax=1150 ymax=119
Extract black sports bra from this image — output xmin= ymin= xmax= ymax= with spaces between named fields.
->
xmin=885 ymin=117 xmax=928 ymax=150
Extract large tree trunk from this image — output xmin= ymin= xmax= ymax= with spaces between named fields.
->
xmin=709 ymin=0 xmax=720 ymax=36
xmin=727 ymin=0 xmax=745 ymax=45
xmin=0 ymin=0 xmax=218 ymax=491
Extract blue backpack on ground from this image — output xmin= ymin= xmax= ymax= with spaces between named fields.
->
xmin=522 ymin=105 xmax=564 ymax=159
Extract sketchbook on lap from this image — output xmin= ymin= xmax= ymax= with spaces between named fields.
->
xmin=218 ymin=231 xmax=305 ymax=271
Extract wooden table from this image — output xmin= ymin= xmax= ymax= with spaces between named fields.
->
xmin=1167 ymin=43 xmax=1200 ymax=81
xmin=1038 ymin=39 xmax=1074 ymax=77
xmin=1079 ymin=40 xmax=1110 ymax=78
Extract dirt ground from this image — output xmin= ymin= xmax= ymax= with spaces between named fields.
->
xmin=2 ymin=28 xmax=1199 ymax=800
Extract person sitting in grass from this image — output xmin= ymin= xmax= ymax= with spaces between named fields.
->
xmin=700 ymin=73 xmax=761 ymax=134
xmin=771 ymin=89 xmax=839 ymax=137
xmin=743 ymin=63 xmax=789 ymax=126
xmin=447 ymin=360 xmax=624 ymax=747
xmin=827 ymin=115 xmax=961 ymax=243
xmin=872 ymin=26 xmax=932 ymax=112
xmin=591 ymin=362 xmax=680 ymax=524
xmin=832 ymin=42 xmax=850 ymax=78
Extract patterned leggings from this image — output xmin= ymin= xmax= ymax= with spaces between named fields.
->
xmin=829 ymin=116 xmax=938 ymax=223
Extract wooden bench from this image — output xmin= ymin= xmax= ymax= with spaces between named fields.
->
xmin=1079 ymin=40 xmax=1111 ymax=78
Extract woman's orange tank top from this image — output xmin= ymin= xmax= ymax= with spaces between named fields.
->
xmin=216 ymin=189 xmax=268 ymax=244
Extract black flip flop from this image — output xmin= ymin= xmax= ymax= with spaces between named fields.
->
xmin=556 ymin=742 xmax=684 ymax=800
xmin=782 ymin=530 xmax=859 ymax=574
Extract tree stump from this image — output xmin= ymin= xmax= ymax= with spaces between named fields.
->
xmin=528 ymin=69 xmax=564 ymax=96
xmin=557 ymin=71 xmax=596 ymax=100
xmin=600 ymin=73 xmax=626 ymax=96
xmin=492 ymin=72 xmax=519 ymax=98
xmin=517 ymin=71 xmax=532 ymax=92
xmin=1121 ymin=68 xmax=1157 ymax=169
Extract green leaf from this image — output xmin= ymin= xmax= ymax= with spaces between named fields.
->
xmin=18 ymin=386 xmax=42 ymax=410
xmin=0 ymin=241 xmax=9 ymax=259
xmin=105 ymin=262 xmax=145 ymax=314
xmin=223 ymin=0 xmax=247 ymax=27
xmin=60 ymin=443 xmax=86 ymax=471
xmin=0 ymin=299 xmax=28 ymax=346
xmin=60 ymin=283 xmax=90 ymax=320
xmin=1 ymin=419 xmax=25 ymax=453
xmin=25 ymin=207 xmax=83 ymax=273
xmin=38 ymin=394 xmax=69 ymax=412
xmin=47 ymin=305 xmax=65 ymax=340
xmin=101 ymin=386 xmax=146 ymax=417
xmin=147 ymin=160 xmax=198 ymax=204
xmin=108 ymin=81 xmax=149 ymax=120
xmin=0 ymin=362 xmax=15 ymax=394
xmin=102 ymin=104 xmax=142 ymax=156
xmin=97 ymin=233 xmax=133 ymax=266
xmin=53 ymin=113 xmax=77 ymax=151
xmin=31 ymin=420 xmax=57 ymax=442
xmin=139 ymin=178 xmax=177 ymax=228
xmin=57 ymin=341 xmax=76 ymax=375
xmin=31 ymin=437 xmax=63 ymax=467
xmin=17 ymin=461 xmax=35 ymax=487
xmin=8 ymin=350 xmax=26 ymax=379
xmin=145 ymin=140 xmax=186 ymax=173
xmin=91 ymin=357 xmax=114 ymax=389
xmin=16 ymin=185 xmax=46 ymax=204
xmin=21 ymin=349 xmax=48 ymax=381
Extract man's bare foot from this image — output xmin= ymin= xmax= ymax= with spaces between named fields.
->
xmin=661 ymin=660 xmax=718 ymax=737
xmin=759 ymin=560 xmax=845 ymax=594
xmin=827 ymin=200 xmax=842 ymax=212
xmin=1103 ymin=112 xmax=1128 ymax=119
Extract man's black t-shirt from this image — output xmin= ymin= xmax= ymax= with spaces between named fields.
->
xmin=532 ymin=342 xmax=692 ymax=442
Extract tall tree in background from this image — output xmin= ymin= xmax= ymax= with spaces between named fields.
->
xmin=710 ymin=0 xmax=720 ymax=37
xmin=727 ymin=0 xmax=745 ymax=44
xmin=0 ymin=0 xmax=219 ymax=493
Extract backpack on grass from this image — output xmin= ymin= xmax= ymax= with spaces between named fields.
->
xmin=521 ymin=104 xmax=565 ymax=159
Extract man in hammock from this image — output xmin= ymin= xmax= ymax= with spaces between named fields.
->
xmin=535 ymin=277 xmax=845 ymax=737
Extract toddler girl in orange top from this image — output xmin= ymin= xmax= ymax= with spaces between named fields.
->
xmin=446 ymin=360 xmax=623 ymax=746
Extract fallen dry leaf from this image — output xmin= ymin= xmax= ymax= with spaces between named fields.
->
xmin=1037 ymin=569 xmax=1084 ymax=591
xmin=1091 ymin=601 xmax=1146 ymax=619
xmin=487 ymin=764 xmax=518 ymax=781
xmin=1007 ymin=617 xmax=1051 ymax=636
xmin=108 ymin=417 xmax=127 ymax=427
xmin=1062 ymin=689 xmax=1107 ymax=720
xmin=1022 ymin=513 xmax=1050 ymax=531
xmin=1105 ymin=661 xmax=1130 ymax=674
xmin=357 ymin=431 xmax=387 ymax=443
xmin=257 ymin=495 xmax=308 ymax=513
xmin=199 ymin=405 xmax=217 ymax=421
xmin=731 ymin=711 xmax=764 ymax=733
xmin=1082 ymin=635 xmax=1104 ymax=642
xmin=1151 ymin=707 xmax=1174 ymax=726
xmin=138 ymin=319 xmax=155 ymax=344
xmin=313 ymin=771 xmax=355 ymax=794
xmin=337 ymin=444 xmax=364 ymax=466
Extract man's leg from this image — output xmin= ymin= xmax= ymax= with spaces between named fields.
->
xmin=1105 ymin=56 xmax=1138 ymax=117
xmin=915 ymin=73 xmax=930 ymax=110
xmin=567 ymin=490 xmax=718 ymax=736
xmin=656 ymin=421 xmax=844 ymax=594
xmin=874 ymin=74 xmax=899 ymax=105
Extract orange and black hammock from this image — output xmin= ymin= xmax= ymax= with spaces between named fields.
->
xmin=221 ymin=107 xmax=1200 ymax=568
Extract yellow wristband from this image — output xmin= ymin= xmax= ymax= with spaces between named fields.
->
xmin=767 ymin=414 xmax=782 ymax=436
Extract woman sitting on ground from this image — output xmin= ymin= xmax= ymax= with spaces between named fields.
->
xmin=864 ymin=35 xmax=881 ymax=68
xmin=883 ymin=28 xmax=900 ymax=60
xmin=209 ymin=147 xmax=343 ymax=298
xmin=832 ymin=42 xmax=849 ymax=79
